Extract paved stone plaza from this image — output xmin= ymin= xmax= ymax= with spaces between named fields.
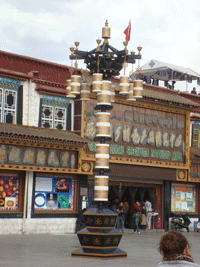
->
xmin=0 ymin=229 xmax=199 ymax=267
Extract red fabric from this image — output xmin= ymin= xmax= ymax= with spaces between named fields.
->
xmin=124 ymin=20 xmax=131 ymax=42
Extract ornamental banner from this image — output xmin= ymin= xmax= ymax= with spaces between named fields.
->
xmin=85 ymin=100 xmax=186 ymax=163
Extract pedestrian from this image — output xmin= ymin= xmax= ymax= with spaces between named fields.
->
xmin=115 ymin=202 xmax=126 ymax=234
xmin=145 ymin=199 xmax=152 ymax=229
xmin=157 ymin=231 xmax=200 ymax=266
xmin=123 ymin=197 xmax=130 ymax=227
xmin=76 ymin=208 xmax=87 ymax=232
xmin=140 ymin=202 xmax=147 ymax=230
xmin=110 ymin=198 xmax=119 ymax=213
xmin=133 ymin=201 xmax=140 ymax=213
xmin=132 ymin=209 xmax=141 ymax=234
xmin=191 ymin=87 xmax=197 ymax=94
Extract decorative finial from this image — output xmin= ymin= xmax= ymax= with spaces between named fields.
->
xmin=123 ymin=41 xmax=128 ymax=54
xmin=70 ymin=47 xmax=75 ymax=55
xmin=96 ymin=39 xmax=101 ymax=52
xmin=74 ymin=41 xmax=80 ymax=50
xmin=137 ymin=45 xmax=142 ymax=55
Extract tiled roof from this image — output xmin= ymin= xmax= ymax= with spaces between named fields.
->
xmin=0 ymin=123 xmax=88 ymax=147
xmin=190 ymin=147 xmax=200 ymax=157
xmin=84 ymin=74 xmax=200 ymax=108
xmin=142 ymin=84 xmax=200 ymax=107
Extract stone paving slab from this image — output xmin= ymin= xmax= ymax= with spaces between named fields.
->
xmin=0 ymin=229 xmax=199 ymax=267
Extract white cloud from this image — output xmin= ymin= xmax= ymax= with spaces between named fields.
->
xmin=0 ymin=0 xmax=199 ymax=90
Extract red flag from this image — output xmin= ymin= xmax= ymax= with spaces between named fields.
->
xmin=124 ymin=20 xmax=131 ymax=42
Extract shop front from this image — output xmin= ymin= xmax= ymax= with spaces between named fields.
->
xmin=81 ymin=90 xmax=192 ymax=230
xmin=0 ymin=123 xmax=91 ymax=234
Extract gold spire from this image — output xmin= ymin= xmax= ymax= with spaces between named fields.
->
xmin=102 ymin=20 xmax=110 ymax=43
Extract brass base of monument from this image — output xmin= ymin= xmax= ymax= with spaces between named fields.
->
xmin=71 ymin=248 xmax=127 ymax=259
xmin=71 ymin=207 xmax=127 ymax=259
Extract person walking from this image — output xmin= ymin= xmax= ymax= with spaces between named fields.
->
xmin=157 ymin=231 xmax=200 ymax=266
xmin=132 ymin=209 xmax=141 ymax=234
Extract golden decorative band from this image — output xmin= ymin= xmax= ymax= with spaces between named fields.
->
xmin=96 ymin=144 xmax=110 ymax=154
xmin=102 ymin=81 xmax=111 ymax=91
xmin=133 ymin=90 xmax=142 ymax=98
xmin=97 ymin=112 xmax=110 ymax=123
xmin=120 ymin=76 xmax=129 ymax=83
xmin=95 ymin=178 xmax=109 ymax=187
xmin=94 ymin=190 xmax=108 ymax=200
xmin=93 ymin=73 xmax=103 ymax=82
xmin=133 ymin=80 xmax=143 ymax=87
xmin=92 ymin=83 xmax=102 ymax=93
xmin=95 ymin=158 xmax=109 ymax=168
xmin=71 ymin=75 xmax=81 ymax=83
xmin=119 ymin=84 xmax=129 ymax=94
xmin=102 ymin=27 xmax=110 ymax=38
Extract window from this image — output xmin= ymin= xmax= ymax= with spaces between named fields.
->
xmin=0 ymin=172 xmax=24 ymax=214
xmin=171 ymin=183 xmax=196 ymax=213
xmin=0 ymin=76 xmax=23 ymax=125
xmin=192 ymin=123 xmax=200 ymax=147
xmin=0 ymin=88 xmax=17 ymax=124
xmin=40 ymin=95 xmax=71 ymax=130
xmin=33 ymin=174 xmax=77 ymax=214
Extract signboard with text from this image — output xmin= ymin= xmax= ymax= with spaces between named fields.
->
xmin=85 ymin=100 xmax=186 ymax=163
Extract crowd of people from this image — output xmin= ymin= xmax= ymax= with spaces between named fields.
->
xmin=110 ymin=198 xmax=153 ymax=234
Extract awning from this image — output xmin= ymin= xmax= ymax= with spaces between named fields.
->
xmin=0 ymin=123 xmax=88 ymax=148
xmin=138 ymin=59 xmax=200 ymax=84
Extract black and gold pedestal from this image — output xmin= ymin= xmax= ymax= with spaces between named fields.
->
xmin=71 ymin=207 xmax=127 ymax=259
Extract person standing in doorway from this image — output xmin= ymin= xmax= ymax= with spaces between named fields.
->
xmin=145 ymin=199 xmax=152 ymax=229
xmin=115 ymin=202 xmax=126 ymax=234
xmin=140 ymin=202 xmax=147 ymax=230
xmin=123 ymin=197 xmax=130 ymax=228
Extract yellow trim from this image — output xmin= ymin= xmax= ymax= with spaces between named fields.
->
xmin=77 ymin=232 xmax=123 ymax=236
xmin=86 ymin=227 xmax=114 ymax=229
xmin=85 ymin=213 xmax=117 ymax=216
xmin=81 ymin=246 xmax=118 ymax=249
xmin=71 ymin=252 xmax=127 ymax=258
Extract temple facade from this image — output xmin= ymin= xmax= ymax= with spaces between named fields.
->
xmin=0 ymin=50 xmax=199 ymax=234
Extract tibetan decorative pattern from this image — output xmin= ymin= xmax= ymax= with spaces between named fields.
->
xmin=0 ymin=145 xmax=7 ymax=164
xmin=84 ymin=214 xmax=117 ymax=228
xmin=85 ymin=100 xmax=186 ymax=164
xmin=22 ymin=148 xmax=35 ymax=164
xmin=86 ymin=118 xmax=96 ymax=139
xmin=0 ymin=144 xmax=80 ymax=172
xmin=36 ymin=149 xmax=46 ymax=166
xmin=48 ymin=149 xmax=59 ymax=167
xmin=114 ymin=124 xmax=123 ymax=143
xmin=131 ymin=126 xmax=140 ymax=145
xmin=176 ymin=170 xmax=187 ymax=182
xmin=81 ymin=162 xmax=91 ymax=172
xmin=8 ymin=146 xmax=22 ymax=164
